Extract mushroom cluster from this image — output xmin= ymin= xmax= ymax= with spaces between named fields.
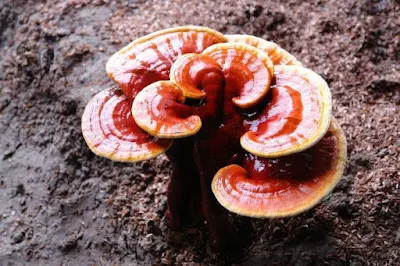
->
xmin=82 ymin=26 xmax=347 ymax=250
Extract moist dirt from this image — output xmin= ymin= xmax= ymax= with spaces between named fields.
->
xmin=0 ymin=0 xmax=399 ymax=265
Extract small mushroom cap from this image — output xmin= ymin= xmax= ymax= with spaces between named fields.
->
xmin=202 ymin=43 xmax=274 ymax=108
xmin=226 ymin=34 xmax=302 ymax=66
xmin=132 ymin=81 xmax=202 ymax=138
xmin=106 ymin=26 xmax=227 ymax=100
xmin=212 ymin=117 xmax=347 ymax=218
xmin=241 ymin=65 xmax=332 ymax=158
xmin=170 ymin=53 xmax=223 ymax=99
xmin=81 ymin=88 xmax=172 ymax=162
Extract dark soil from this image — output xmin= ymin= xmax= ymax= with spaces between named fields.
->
xmin=0 ymin=0 xmax=399 ymax=265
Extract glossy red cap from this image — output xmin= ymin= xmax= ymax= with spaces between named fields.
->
xmin=82 ymin=88 xmax=172 ymax=162
xmin=212 ymin=117 xmax=347 ymax=218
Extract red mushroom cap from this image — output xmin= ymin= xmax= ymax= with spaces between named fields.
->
xmin=212 ymin=117 xmax=347 ymax=218
xmin=132 ymin=81 xmax=202 ymax=138
xmin=202 ymin=43 xmax=274 ymax=109
xmin=81 ymin=88 xmax=172 ymax=162
xmin=241 ymin=65 xmax=332 ymax=158
xmin=170 ymin=53 xmax=223 ymax=100
xmin=106 ymin=26 xmax=227 ymax=100
xmin=226 ymin=34 xmax=302 ymax=66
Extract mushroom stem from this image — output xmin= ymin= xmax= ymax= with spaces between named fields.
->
xmin=165 ymin=132 xmax=247 ymax=251
xmin=193 ymin=146 xmax=241 ymax=251
xmin=165 ymin=138 xmax=203 ymax=230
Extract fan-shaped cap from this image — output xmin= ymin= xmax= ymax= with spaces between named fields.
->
xmin=106 ymin=26 xmax=227 ymax=100
xmin=132 ymin=81 xmax=202 ymax=138
xmin=202 ymin=43 xmax=274 ymax=108
xmin=212 ymin=117 xmax=347 ymax=218
xmin=226 ymin=34 xmax=302 ymax=66
xmin=241 ymin=65 xmax=332 ymax=158
xmin=81 ymin=88 xmax=172 ymax=162
xmin=170 ymin=53 xmax=224 ymax=99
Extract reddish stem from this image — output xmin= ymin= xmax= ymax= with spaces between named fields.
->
xmin=163 ymin=55 xmax=249 ymax=251
xmin=165 ymin=138 xmax=202 ymax=230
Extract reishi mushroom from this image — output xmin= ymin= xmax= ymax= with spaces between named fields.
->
xmin=212 ymin=117 xmax=347 ymax=218
xmin=81 ymin=88 xmax=172 ymax=162
xmin=81 ymin=26 xmax=347 ymax=251
xmin=241 ymin=65 xmax=332 ymax=158
xmin=132 ymin=81 xmax=202 ymax=138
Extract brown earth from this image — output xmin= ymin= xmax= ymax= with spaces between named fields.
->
xmin=0 ymin=0 xmax=399 ymax=265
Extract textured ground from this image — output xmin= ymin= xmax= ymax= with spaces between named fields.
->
xmin=0 ymin=0 xmax=399 ymax=265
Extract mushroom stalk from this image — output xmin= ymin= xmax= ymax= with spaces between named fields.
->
xmin=164 ymin=139 xmax=244 ymax=250
xmin=164 ymin=138 xmax=202 ymax=230
xmin=164 ymin=54 xmax=245 ymax=248
xmin=193 ymin=136 xmax=242 ymax=250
